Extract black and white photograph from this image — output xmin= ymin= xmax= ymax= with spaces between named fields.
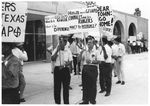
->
xmin=1 ymin=0 xmax=149 ymax=104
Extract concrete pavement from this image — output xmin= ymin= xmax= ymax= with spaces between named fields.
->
xmin=22 ymin=52 xmax=148 ymax=104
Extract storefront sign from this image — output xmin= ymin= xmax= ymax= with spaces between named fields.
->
xmin=2 ymin=2 xmax=27 ymax=42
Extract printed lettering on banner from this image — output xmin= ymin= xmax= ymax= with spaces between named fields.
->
xmin=97 ymin=6 xmax=114 ymax=35
xmin=68 ymin=7 xmax=99 ymax=33
xmin=45 ymin=14 xmax=70 ymax=35
xmin=45 ymin=15 xmax=58 ymax=35
xmin=2 ymin=2 xmax=27 ymax=42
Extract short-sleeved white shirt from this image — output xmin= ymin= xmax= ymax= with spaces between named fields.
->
xmin=111 ymin=44 xmax=118 ymax=63
xmin=118 ymin=43 xmax=126 ymax=57
xmin=12 ymin=47 xmax=28 ymax=65
xmin=82 ymin=47 xmax=101 ymax=66
xmin=70 ymin=41 xmax=81 ymax=57
xmin=52 ymin=48 xmax=73 ymax=66
xmin=97 ymin=46 xmax=105 ymax=61
xmin=104 ymin=44 xmax=112 ymax=63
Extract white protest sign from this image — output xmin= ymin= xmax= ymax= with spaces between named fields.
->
xmin=45 ymin=15 xmax=57 ymax=35
xmin=129 ymin=36 xmax=136 ymax=43
xmin=45 ymin=14 xmax=70 ymax=35
xmin=68 ymin=7 xmax=99 ymax=33
xmin=137 ymin=32 xmax=143 ymax=40
xmin=2 ymin=2 xmax=27 ymax=42
xmin=55 ymin=14 xmax=70 ymax=34
xmin=97 ymin=6 xmax=113 ymax=34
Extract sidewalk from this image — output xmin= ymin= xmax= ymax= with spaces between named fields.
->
xmin=22 ymin=52 xmax=148 ymax=104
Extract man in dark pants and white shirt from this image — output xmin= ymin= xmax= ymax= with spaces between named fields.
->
xmin=51 ymin=37 xmax=73 ymax=104
xmin=98 ymin=41 xmax=109 ymax=94
xmin=80 ymin=37 xmax=101 ymax=104
xmin=101 ymin=37 xmax=113 ymax=97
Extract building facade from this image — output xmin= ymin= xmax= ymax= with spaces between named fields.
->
xmin=24 ymin=1 xmax=148 ymax=62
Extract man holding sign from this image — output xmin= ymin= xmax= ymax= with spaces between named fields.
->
xmin=80 ymin=36 xmax=101 ymax=104
xmin=2 ymin=2 xmax=27 ymax=104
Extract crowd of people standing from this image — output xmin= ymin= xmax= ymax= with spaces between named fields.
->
xmin=2 ymin=34 xmax=128 ymax=104
xmin=50 ymin=34 xmax=126 ymax=104
xmin=127 ymin=39 xmax=148 ymax=54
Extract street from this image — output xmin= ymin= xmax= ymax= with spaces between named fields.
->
xmin=22 ymin=52 xmax=148 ymax=104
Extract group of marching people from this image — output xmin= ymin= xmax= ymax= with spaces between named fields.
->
xmin=2 ymin=34 xmax=125 ymax=104
xmin=127 ymin=40 xmax=148 ymax=54
xmin=50 ymin=34 xmax=126 ymax=104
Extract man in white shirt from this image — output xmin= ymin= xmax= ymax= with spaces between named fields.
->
xmin=80 ymin=37 xmax=101 ymax=104
xmin=51 ymin=37 xmax=73 ymax=104
xmin=111 ymin=43 xmax=118 ymax=77
xmin=114 ymin=37 xmax=126 ymax=85
xmin=132 ymin=41 xmax=136 ymax=54
xmin=101 ymin=37 xmax=113 ymax=97
xmin=70 ymin=38 xmax=81 ymax=75
xmin=12 ymin=42 xmax=28 ymax=102
xmin=98 ymin=42 xmax=107 ymax=94
xmin=137 ymin=40 xmax=141 ymax=53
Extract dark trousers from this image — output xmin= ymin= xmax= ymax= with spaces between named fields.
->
xmin=54 ymin=67 xmax=70 ymax=104
xmin=19 ymin=72 xmax=26 ymax=99
xmin=104 ymin=63 xmax=112 ymax=93
xmin=82 ymin=65 xmax=98 ymax=104
xmin=73 ymin=56 xmax=81 ymax=74
xmin=2 ymin=87 xmax=20 ymax=104
xmin=99 ymin=62 xmax=106 ymax=91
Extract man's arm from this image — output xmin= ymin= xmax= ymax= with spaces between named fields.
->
xmin=18 ymin=49 xmax=28 ymax=61
xmin=51 ymin=48 xmax=59 ymax=61
xmin=65 ymin=50 xmax=73 ymax=67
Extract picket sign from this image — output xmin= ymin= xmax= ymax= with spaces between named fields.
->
xmin=45 ymin=6 xmax=114 ymax=46
xmin=45 ymin=7 xmax=100 ymax=36
xmin=68 ymin=7 xmax=99 ymax=33
xmin=2 ymin=2 xmax=27 ymax=42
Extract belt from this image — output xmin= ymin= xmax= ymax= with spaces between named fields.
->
xmin=55 ymin=66 xmax=66 ymax=68
xmin=83 ymin=64 xmax=97 ymax=66
xmin=55 ymin=66 xmax=62 ymax=68
xmin=101 ymin=61 xmax=105 ymax=63
xmin=2 ymin=87 xmax=19 ymax=90
xmin=105 ymin=63 xmax=111 ymax=65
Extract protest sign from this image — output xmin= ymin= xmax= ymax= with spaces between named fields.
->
xmin=97 ymin=6 xmax=113 ymax=34
xmin=45 ymin=14 xmax=70 ymax=35
xmin=2 ymin=2 xmax=27 ymax=42
xmin=137 ymin=32 xmax=143 ymax=40
xmin=128 ymin=36 xmax=136 ymax=43
xmin=56 ymin=14 xmax=70 ymax=34
xmin=68 ymin=7 xmax=99 ymax=33
xmin=45 ymin=15 xmax=57 ymax=35
xmin=45 ymin=7 xmax=100 ymax=35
